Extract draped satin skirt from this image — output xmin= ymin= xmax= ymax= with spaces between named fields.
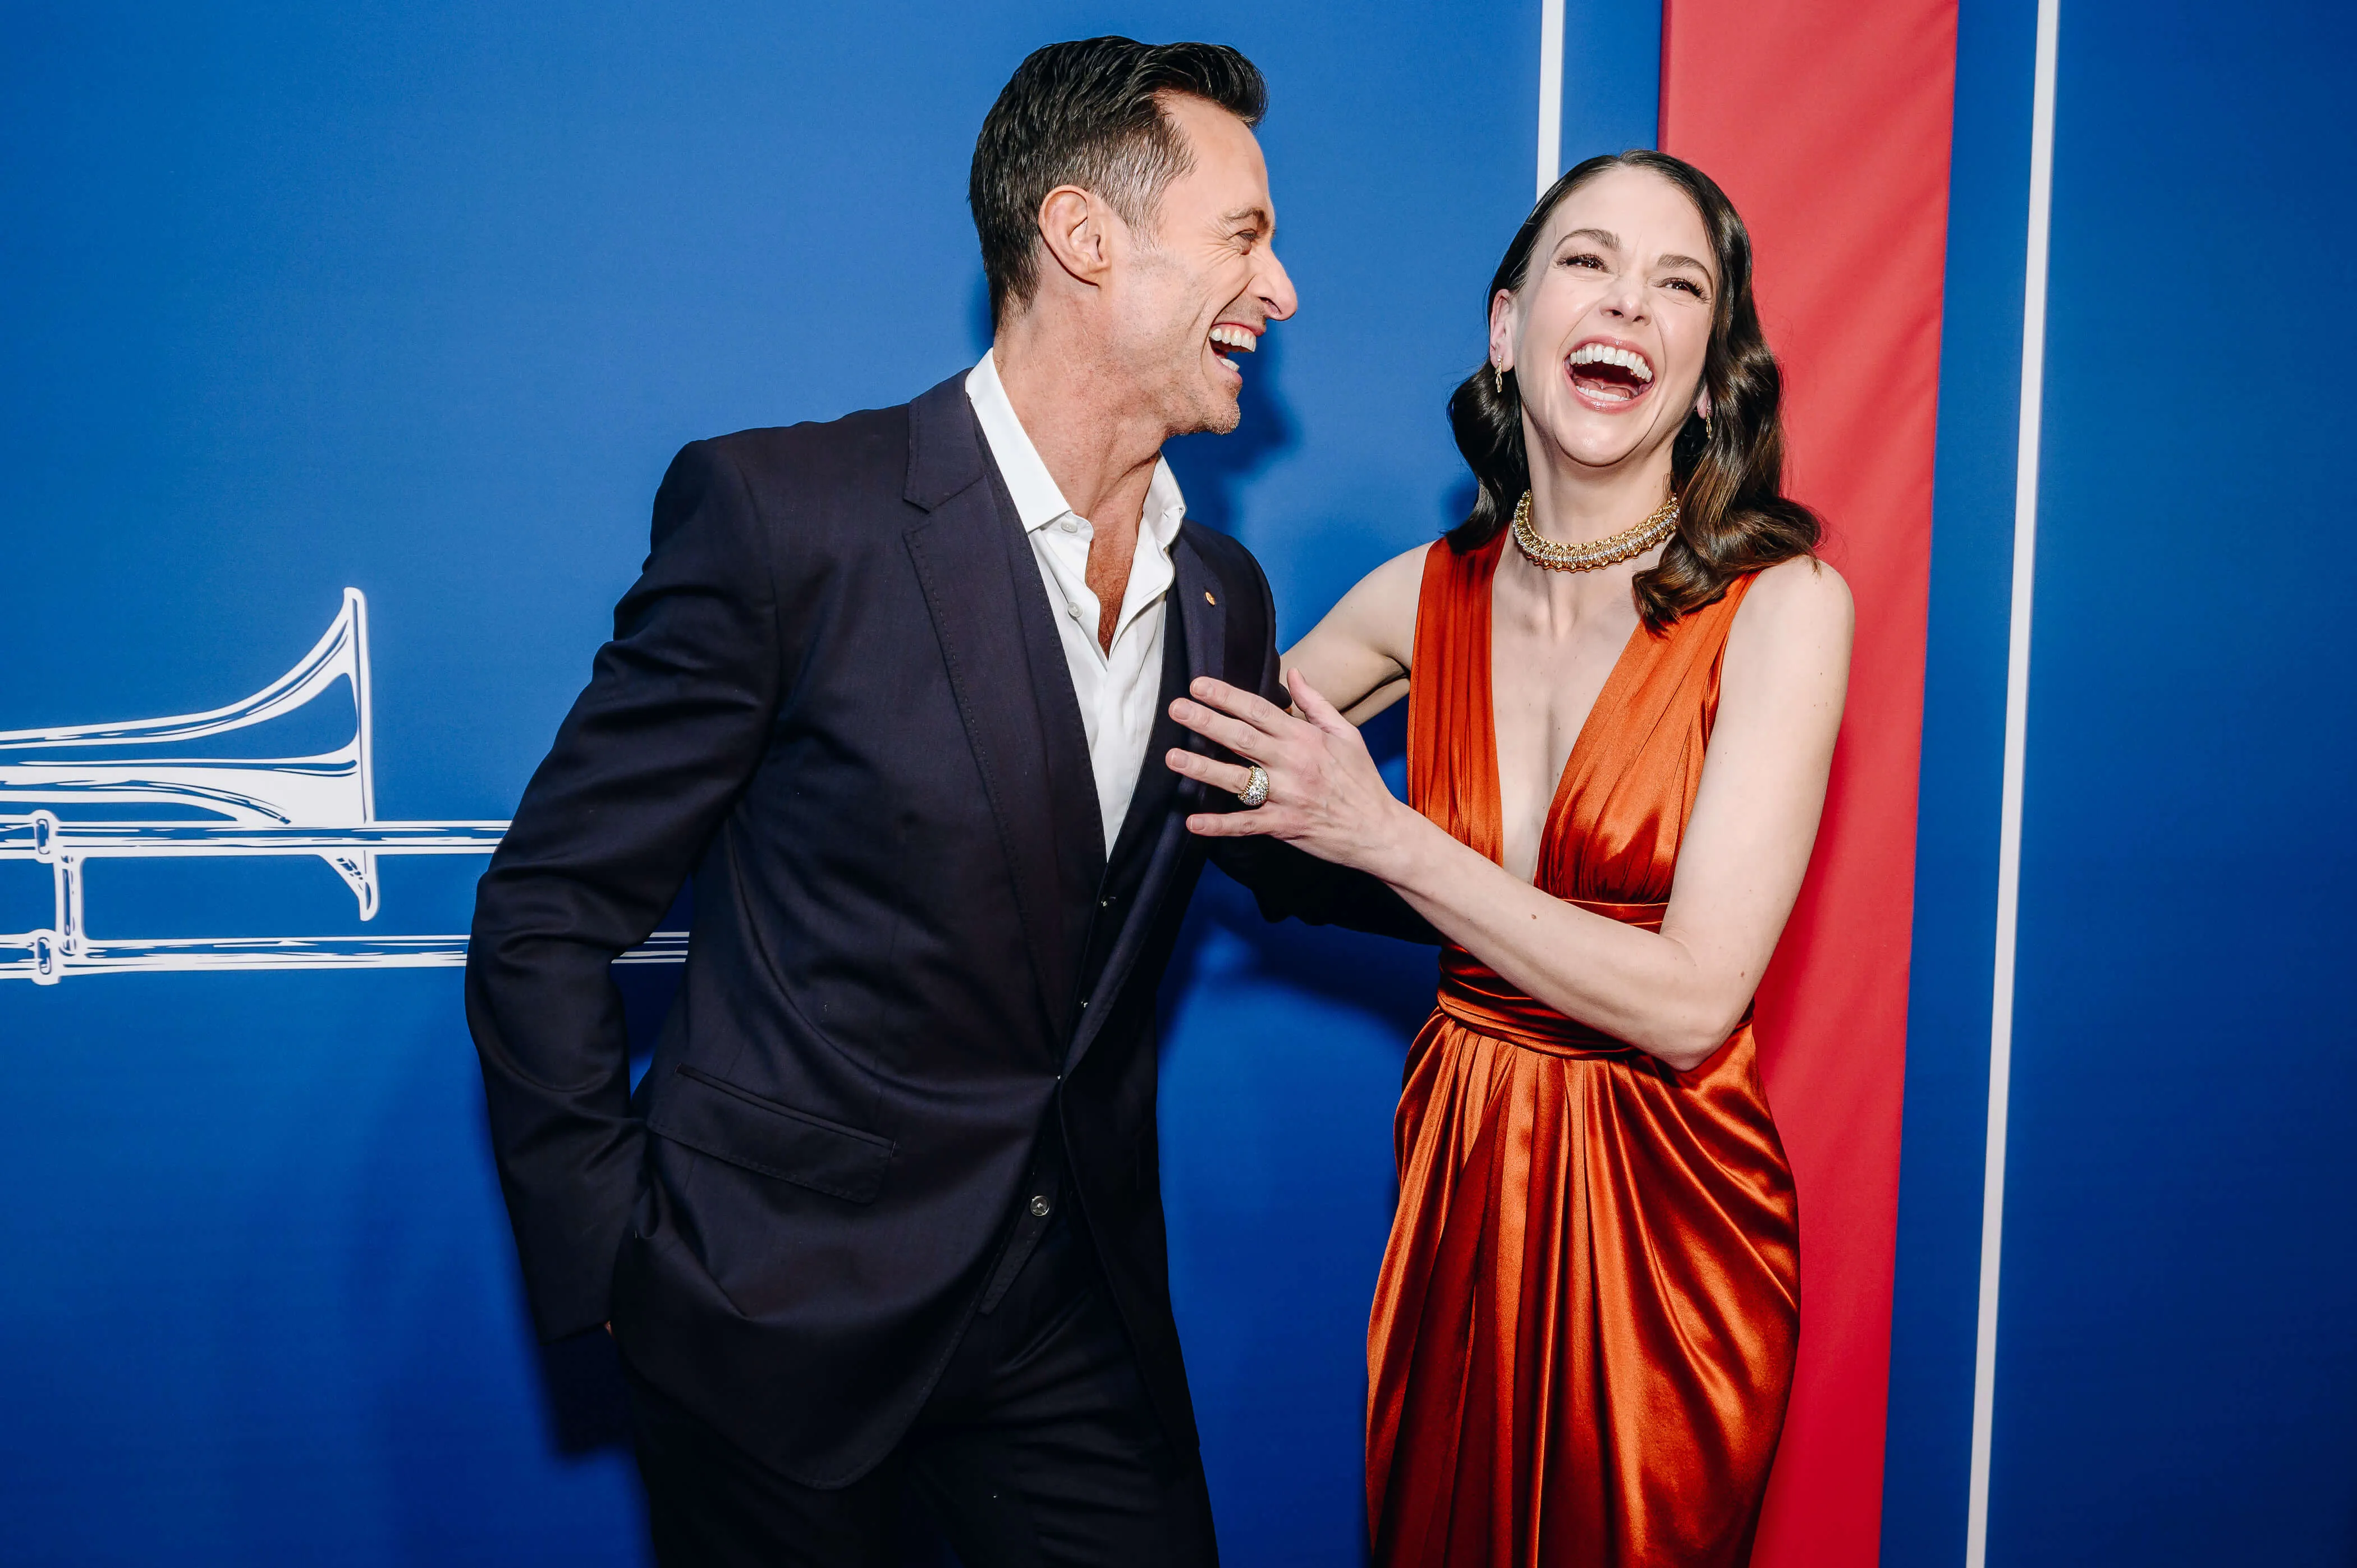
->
xmin=1365 ymin=950 xmax=1801 ymax=1568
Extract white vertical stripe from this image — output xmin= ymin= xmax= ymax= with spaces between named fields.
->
xmin=1535 ymin=0 xmax=1565 ymax=199
xmin=1965 ymin=1 xmax=2061 ymax=1562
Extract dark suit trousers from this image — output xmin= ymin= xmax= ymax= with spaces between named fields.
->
xmin=621 ymin=1207 xmax=1219 ymax=1568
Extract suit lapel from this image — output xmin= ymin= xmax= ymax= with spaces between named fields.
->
xmin=1171 ymin=532 xmax=1228 ymax=808
xmin=1065 ymin=528 xmax=1230 ymax=1071
xmin=901 ymin=376 xmax=1084 ymax=1047
xmin=997 ymin=464 xmax=1107 ymax=883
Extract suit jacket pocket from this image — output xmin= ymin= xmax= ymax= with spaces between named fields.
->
xmin=648 ymin=1064 xmax=896 ymax=1204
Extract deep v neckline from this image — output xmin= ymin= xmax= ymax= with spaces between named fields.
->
xmin=1480 ymin=551 xmax=1652 ymax=884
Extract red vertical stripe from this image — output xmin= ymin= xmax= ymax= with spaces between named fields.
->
xmin=1660 ymin=4 xmax=1956 ymax=1565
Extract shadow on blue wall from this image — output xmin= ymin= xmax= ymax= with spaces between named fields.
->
xmin=1162 ymin=320 xmax=1430 ymax=1079
xmin=1166 ymin=332 xmax=1299 ymax=538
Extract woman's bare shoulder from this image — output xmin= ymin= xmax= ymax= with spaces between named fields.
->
xmin=1350 ymin=539 xmax=1436 ymax=619
xmin=1720 ymin=555 xmax=1853 ymax=713
xmin=1734 ymin=554 xmax=1854 ymax=641
xmin=1292 ymin=539 xmax=1433 ymax=665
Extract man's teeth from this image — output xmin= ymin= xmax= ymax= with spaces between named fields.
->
xmin=1567 ymin=342 xmax=1653 ymax=382
xmin=1209 ymin=324 xmax=1258 ymax=353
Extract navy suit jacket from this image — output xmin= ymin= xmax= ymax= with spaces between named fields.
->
xmin=466 ymin=372 xmax=1397 ymax=1486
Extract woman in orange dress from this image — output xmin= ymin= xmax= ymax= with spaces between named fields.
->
xmin=1166 ymin=151 xmax=1851 ymax=1566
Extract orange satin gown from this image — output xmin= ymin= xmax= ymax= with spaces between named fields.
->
xmin=1365 ymin=534 xmax=1799 ymax=1567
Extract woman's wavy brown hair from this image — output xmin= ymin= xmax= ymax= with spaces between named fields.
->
xmin=1447 ymin=149 xmax=1819 ymax=631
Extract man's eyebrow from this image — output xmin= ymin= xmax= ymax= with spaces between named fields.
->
xmin=1222 ymin=204 xmax=1272 ymax=230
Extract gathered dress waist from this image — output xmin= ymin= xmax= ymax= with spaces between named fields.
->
xmin=1435 ymin=897 xmax=1670 ymax=1060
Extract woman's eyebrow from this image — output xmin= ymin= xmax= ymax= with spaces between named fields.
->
xmin=1657 ymin=252 xmax=1715 ymax=279
xmin=1560 ymin=227 xmax=1620 ymax=250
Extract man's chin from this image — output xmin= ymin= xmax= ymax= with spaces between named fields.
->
xmin=1189 ymin=387 xmax=1242 ymax=437
xmin=1163 ymin=381 xmax=1242 ymax=439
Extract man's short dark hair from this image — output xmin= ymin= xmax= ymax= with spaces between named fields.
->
xmin=970 ymin=37 xmax=1266 ymax=328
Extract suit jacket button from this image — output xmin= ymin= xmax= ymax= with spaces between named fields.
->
xmin=1029 ymin=1195 xmax=1052 ymax=1218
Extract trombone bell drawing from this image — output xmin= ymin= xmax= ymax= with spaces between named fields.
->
xmin=0 ymin=589 xmax=685 ymax=983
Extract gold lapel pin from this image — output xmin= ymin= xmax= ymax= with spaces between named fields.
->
xmin=1204 ymin=590 xmax=1217 ymax=606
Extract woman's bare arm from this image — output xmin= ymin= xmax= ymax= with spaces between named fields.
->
xmin=1277 ymin=543 xmax=1427 ymax=723
xmin=1168 ymin=556 xmax=1852 ymax=1071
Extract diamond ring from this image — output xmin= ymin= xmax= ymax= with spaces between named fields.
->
xmin=1236 ymin=764 xmax=1271 ymax=809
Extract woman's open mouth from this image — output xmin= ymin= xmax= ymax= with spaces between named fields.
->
xmin=1564 ymin=340 xmax=1654 ymax=411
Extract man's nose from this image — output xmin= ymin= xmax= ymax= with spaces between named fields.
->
xmin=1260 ymin=247 xmax=1299 ymax=323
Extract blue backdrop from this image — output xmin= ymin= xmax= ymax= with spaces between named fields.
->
xmin=0 ymin=5 xmax=1656 ymax=1564
xmin=1883 ymin=0 xmax=2357 ymax=1563
xmin=12 ymin=2 xmax=2353 ymax=1565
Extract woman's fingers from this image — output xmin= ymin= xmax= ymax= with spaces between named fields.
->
xmin=1187 ymin=677 xmax=1298 ymax=738
xmin=1167 ymin=696 xmax=1267 ymax=759
xmin=1164 ymin=747 xmax=1257 ymax=797
xmin=1166 ymin=677 xmax=1345 ymax=843
xmin=1184 ymin=809 xmax=1276 ymax=837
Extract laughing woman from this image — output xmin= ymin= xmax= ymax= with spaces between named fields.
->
xmin=1167 ymin=151 xmax=1851 ymax=1567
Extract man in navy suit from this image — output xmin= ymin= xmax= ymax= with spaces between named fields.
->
xmin=469 ymin=36 xmax=1326 ymax=1566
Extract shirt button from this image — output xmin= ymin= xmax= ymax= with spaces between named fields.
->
xmin=1060 ymin=517 xmax=1079 ymax=534
xmin=1029 ymin=1194 xmax=1052 ymax=1218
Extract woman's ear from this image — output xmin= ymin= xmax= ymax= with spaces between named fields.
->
xmin=1695 ymin=385 xmax=1714 ymax=424
xmin=1488 ymin=288 xmax=1517 ymax=375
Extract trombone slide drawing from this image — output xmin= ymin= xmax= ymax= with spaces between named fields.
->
xmin=0 ymin=589 xmax=685 ymax=984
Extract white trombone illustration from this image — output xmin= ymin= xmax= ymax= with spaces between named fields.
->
xmin=0 ymin=589 xmax=685 ymax=983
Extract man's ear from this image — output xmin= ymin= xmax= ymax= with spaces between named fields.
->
xmin=1036 ymin=185 xmax=1116 ymax=289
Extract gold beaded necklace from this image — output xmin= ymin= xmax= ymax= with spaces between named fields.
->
xmin=1509 ymin=489 xmax=1680 ymax=573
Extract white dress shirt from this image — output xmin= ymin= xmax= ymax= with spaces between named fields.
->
xmin=966 ymin=351 xmax=1187 ymax=856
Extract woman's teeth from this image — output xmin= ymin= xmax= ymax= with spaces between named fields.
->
xmin=1567 ymin=342 xmax=1653 ymax=382
xmin=1565 ymin=341 xmax=1654 ymax=404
